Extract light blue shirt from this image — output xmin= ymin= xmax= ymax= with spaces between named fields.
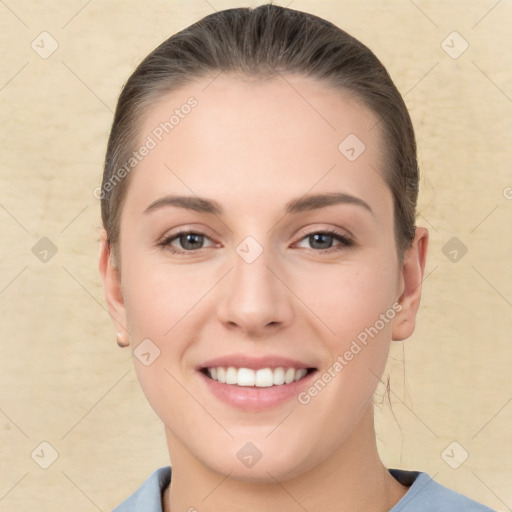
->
xmin=112 ymin=466 xmax=496 ymax=511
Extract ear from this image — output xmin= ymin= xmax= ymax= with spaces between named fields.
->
xmin=392 ymin=227 xmax=429 ymax=341
xmin=98 ymin=229 xmax=129 ymax=342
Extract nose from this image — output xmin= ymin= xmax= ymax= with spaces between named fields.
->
xmin=216 ymin=243 xmax=294 ymax=337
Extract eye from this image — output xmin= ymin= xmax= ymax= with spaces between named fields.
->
xmin=158 ymin=228 xmax=354 ymax=255
xmin=159 ymin=231 xmax=218 ymax=253
xmin=295 ymin=229 xmax=354 ymax=253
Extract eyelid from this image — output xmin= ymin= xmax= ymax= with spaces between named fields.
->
xmin=294 ymin=224 xmax=353 ymax=243
xmin=159 ymin=224 xmax=217 ymax=241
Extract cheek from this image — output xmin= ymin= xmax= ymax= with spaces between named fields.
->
xmin=285 ymin=257 xmax=398 ymax=449
xmin=121 ymin=254 xmax=208 ymax=341
xmin=121 ymin=261 xmax=207 ymax=423
xmin=296 ymin=254 xmax=399 ymax=347
xmin=120 ymin=255 xmax=218 ymax=403
xmin=290 ymin=251 xmax=399 ymax=411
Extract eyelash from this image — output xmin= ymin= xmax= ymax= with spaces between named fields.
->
xmin=158 ymin=228 xmax=354 ymax=255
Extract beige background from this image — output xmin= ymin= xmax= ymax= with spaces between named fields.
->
xmin=0 ymin=0 xmax=511 ymax=510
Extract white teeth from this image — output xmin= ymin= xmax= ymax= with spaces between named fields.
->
xmin=285 ymin=368 xmax=296 ymax=384
xmin=205 ymin=366 xmax=310 ymax=387
xmin=255 ymin=368 xmax=274 ymax=387
xmin=237 ymin=367 xmax=255 ymax=386
xmin=294 ymin=368 xmax=308 ymax=381
xmin=225 ymin=366 xmax=238 ymax=385
xmin=273 ymin=367 xmax=285 ymax=385
xmin=216 ymin=367 xmax=226 ymax=384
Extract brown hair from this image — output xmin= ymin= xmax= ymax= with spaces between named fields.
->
xmin=101 ymin=4 xmax=418 ymax=263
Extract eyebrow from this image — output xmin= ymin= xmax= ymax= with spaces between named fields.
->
xmin=143 ymin=192 xmax=374 ymax=217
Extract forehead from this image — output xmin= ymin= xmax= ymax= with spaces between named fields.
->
xmin=124 ymin=73 xmax=391 ymax=219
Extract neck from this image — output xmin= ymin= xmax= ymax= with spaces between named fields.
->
xmin=163 ymin=405 xmax=408 ymax=512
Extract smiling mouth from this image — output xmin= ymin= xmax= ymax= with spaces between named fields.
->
xmin=200 ymin=366 xmax=317 ymax=387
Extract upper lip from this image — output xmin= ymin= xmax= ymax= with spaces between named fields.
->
xmin=199 ymin=353 xmax=317 ymax=371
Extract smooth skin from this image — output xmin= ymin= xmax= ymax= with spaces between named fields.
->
xmin=99 ymin=73 xmax=428 ymax=512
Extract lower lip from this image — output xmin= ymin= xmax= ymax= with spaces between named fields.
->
xmin=198 ymin=370 xmax=317 ymax=411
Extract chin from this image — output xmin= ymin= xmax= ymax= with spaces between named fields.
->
xmin=210 ymin=454 xmax=309 ymax=483
xmin=189 ymin=433 xmax=320 ymax=484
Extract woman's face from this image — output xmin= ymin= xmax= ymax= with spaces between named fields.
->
xmin=100 ymin=73 xmax=426 ymax=481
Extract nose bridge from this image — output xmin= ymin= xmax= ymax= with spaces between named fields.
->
xmin=217 ymin=236 xmax=293 ymax=332
xmin=234 ymin=241 xmax=274 ymax=294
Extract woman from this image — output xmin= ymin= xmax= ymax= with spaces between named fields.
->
xmin=98 ymin=5 xmax=495 ymax=511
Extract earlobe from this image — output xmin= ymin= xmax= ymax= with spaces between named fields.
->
xmin=116 ymin=331 xmax=130 ymax=348
xmin=392 ymin=227 xmax=429 ymax=342
xmin=98 ymin=229 xmax=129 ymax=344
